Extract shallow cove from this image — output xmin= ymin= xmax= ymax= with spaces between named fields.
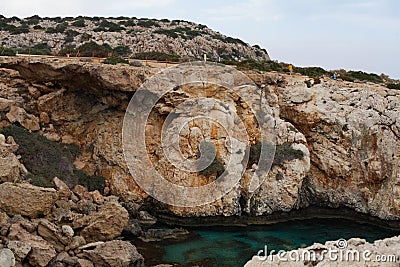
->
xmin=131 ymin=208 xmax=400 ymax=266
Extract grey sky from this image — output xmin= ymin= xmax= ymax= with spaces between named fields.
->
xmin=1 ymin=0 xmax=399 ymax=78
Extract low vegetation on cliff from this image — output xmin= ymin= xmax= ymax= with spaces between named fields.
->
xmin=0 ymin=15 xmax=269 ymax=61
xmin=0 ymin=124 xmax=105 ymax=192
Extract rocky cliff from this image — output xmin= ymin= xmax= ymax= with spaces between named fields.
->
xmin=0 ymin=55 xmax=399 ymax=266
xmin=0 ymin=15 xmax=269 ymax=61
xmin=0 ymin=56 xmax=399 ymax=222
xmin=0 ymin=56 xmax=398 ymax=222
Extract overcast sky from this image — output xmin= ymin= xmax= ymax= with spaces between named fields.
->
xmin=1 ymin=0 xmax=399 ymax=78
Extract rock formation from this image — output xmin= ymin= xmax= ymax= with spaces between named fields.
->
xmin=0 ymin=16 xmax=269 ymax=61
xmin=1 ymin=56 xmax=398 ymax=221
xmin=0 ymin=178 xmax=144 ymax=267
xmin=0 ymin=55 xmax=399 ymax=266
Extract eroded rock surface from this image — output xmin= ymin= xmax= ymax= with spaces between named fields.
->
xmin=81 ymin=240 xmax=144 ymax=267
xmin=0 ymin=182 xmax=58 ymax=218
xmin=265 ymin=75 xmax=400 ymax=220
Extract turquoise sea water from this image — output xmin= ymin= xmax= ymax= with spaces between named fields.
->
xmin=132 ymin=218 xmax=399 ymax=267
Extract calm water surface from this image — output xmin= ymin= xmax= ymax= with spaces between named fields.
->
xmin=132 ymin=218 xmax=399 ymax=267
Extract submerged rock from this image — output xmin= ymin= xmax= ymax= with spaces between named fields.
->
xmin=139 ymin=228 xmax=190 ymax=242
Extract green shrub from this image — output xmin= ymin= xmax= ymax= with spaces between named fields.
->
xmin=66 ymin=29 xmax=79 ymax=37
xmin=81 ymin=33 xmax=92 ymax=42
xmin=33 ymin=25 xmax=43 ymax=30
xmin=0 ymin=46 xmax=16 ymax=56
xmin=72 ymin=19 xmax=85 ymax=27
xmin=296 ymin=66 xmax=329 ymax=78
xmin=346 ymin=71 xmax=383 ymax=83
xmin=7 ymin=24 xmax=30 ymax=34
xmin=16 ymin=47 xmax=52 ymax=56
xmin=64 ymin=29 xmax=79 ymax=43
xmin=103 ymin=56 xmax=129 ymax=65
xmin=46 ymin=22 xmax=68 ymax=33
xmin=196 ymin=141 xmax=225 ymax=177
xmin=28 ymin=173 xmax=54 ymax=188
xmin=133 ymin=51 xmax=180 ymax=62
xmin=248 ymin=141 xmax=304 ymax=167
xmin=225 ymin=37 xmax=246 ymax=45
xmin=16 ymin=43 xmax=52 ymax=55
xmin=58 ymin=46 xmax=76 ymax=56
xmin=77 ymin=41 xmax=112 ymax=57
xmin=0 ymin=125 xmax=81 ymax=187
xmin=154 ymin=27 xmax=206 ymax=40
xmin=235 ymin=60 xmax=284 ymax=72
xmin=74 ymin=170 xmax=106 ymax=193
xmin=0 ymin=125 xmax=106 ymax=191
xmin=273 ymin=142 xmax=304 ymax=166
xmin=387 ymin=83 xmax=400 ymax=90
xmin=95 ymin=20 xmax=125 ymax=32
xmin=339 ymin=71 xmax=383 ymax=84
xmin=25 ymin=15 xmax=41 ymax=25
xmin=120 ymin=19 xmax=136 ymax=27
xmin=113 ymin=45 xmax=131 ymax=57
xmin=137 ymin=19 xmax=160 ymax=28
xmin=340 ymin=75 xmax=355 ymax=82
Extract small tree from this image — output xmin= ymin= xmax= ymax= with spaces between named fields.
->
xmin=77 ymin=41 xmax=112 ymax=57
xmin=0 ymin=46 xmax=16 ymax=56
xmin=72 ymin=19 xmax=85 ymax=27
xmin=113 ymin=45 xmax=131 ymax=57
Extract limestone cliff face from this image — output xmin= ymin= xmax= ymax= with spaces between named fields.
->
xmin=0 ymin=57 xmax=399 ymax=220
xmin=257 ymin=74 xmax=400 ymax=220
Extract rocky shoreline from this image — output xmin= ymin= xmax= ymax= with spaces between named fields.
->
xmin=0 ymin=175 xmax=147 ymax=266
xmin=155 ymin=206 xmax=400 ymax=230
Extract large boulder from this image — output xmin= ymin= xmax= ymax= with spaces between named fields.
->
xmin=82 ymin=240 xmax=144 ymax=267
xmin=73 ymin=203 xmax=129 ymax=242
xmin=0 ymin=182 xmax=58 ymax=218
xmin=6 ymin=106 xmax=40 ymax=131
xmin=8 ymin=222 xmax=56 ymax=266
xmin=37 ymin=219 xmax=72 ymax=252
